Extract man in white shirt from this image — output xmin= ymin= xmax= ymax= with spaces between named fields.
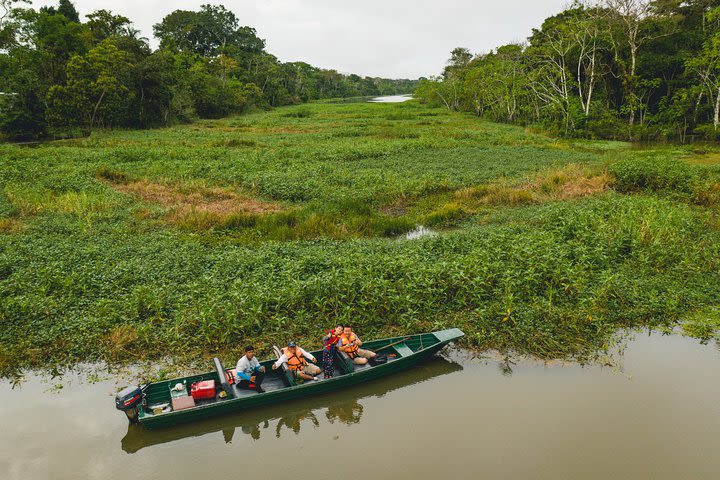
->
xmin=272 ymin=341 xmax=321 ymax=381
xmin=236 ymin=345 xmax=266 ymax=393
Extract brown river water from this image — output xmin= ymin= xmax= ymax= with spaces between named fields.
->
xmin=1 ymin=332 xmax=718 ymax=480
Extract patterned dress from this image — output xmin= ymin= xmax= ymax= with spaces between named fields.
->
xmin=322 ymin=332 xmax=340 ymax=378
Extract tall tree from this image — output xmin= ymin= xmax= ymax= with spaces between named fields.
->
xmin=86 ymin=10 xmax=137 ymax=44
xmin=443 ymin=47 xmax=473 ymax=78
xmin=56 ymin=0 xmax=79 ymax=22
xmin=40 ymin=0 xmax=80 ymax=22
xmin=687 ymin=6 xmax=720 ymax=130
xmin=153 ymin=4 xmax=264 ymax=57
xmin=528 ymin=12 xmax=578 ymax=133
xmin=46 ymin=39 xmax=133 ymax=129
xmin=603 ymin=0 xmax=673 ymax=129
xmin=1 ymin=0 xmax=29 ymax=49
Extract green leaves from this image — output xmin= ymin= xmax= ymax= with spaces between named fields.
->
xmin=1 ymin=191 xmax=717 ymax=368
xmin=2 ymin=101 xmax=720 ymax=371
xmin=609 ymin=156 xmax=698 ymax=193
xmin=46 ymin=39 xmax=134 ymax=129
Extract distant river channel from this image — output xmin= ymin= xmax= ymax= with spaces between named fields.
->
xmin=369 ymin=94 xmax=413 ymax=103
xmin=1 ymin=332 xmax=718 ymax=480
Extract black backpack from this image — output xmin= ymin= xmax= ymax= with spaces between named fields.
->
xmin=369 ymin=355 xmax=388 ymax=366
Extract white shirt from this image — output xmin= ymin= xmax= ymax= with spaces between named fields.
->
xmin=273 ymin=347 xmax=316 ymax=369
xmin=236 ymin=355 xmax=261 ymax=377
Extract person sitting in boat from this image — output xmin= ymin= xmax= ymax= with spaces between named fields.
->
xmin=236 ymin=345 xmax=266 ymax=393
xmin=272 ymin=341 xmax=321 ymax=381
xmin=338 ymin=325 xmax=376 ymax=365
xmin=322 ymin=325 xmax=343 ymax=379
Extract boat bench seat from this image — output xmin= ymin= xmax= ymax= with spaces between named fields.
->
xmin=392 ymin=343 xmax=414 ymax=357
xmin=335 ymin=350 xmax=355 ymax=374
xmin=213 ymin=357 xmax=235 ymax=399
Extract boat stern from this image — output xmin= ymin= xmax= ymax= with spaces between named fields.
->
xmin=115 ymin=385 xmax=144 ymax=424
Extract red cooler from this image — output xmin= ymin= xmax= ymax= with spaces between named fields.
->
xmin=190 ymin=380 xmax=216 ymax=400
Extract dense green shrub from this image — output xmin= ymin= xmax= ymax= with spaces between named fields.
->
xmin=0 ymin=195 xmax=717 ymax=370
xmin=609 ymin=157 xmax=698 ymax=193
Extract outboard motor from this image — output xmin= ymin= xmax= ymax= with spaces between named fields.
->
xmin=115 ymin=385 xmax=143 ymax=424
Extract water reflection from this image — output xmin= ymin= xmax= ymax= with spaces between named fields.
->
xmin=326 ymin=399 xmax=363 ymax=425
xmin=121 ymin=356 xmax=462 ymax=453
xmin=239 ymin=420 xmax=267 ymax=441
xmin=498 ymin=356 xmax=516 ymax=377
xmin=276 ymin=410 xmax=320 ymax=437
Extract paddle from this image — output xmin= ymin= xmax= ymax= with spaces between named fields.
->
xmin=375 ymin=336 xmax=412 ymax=353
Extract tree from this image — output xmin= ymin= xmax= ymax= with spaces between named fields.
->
xmin=528 ymin=13 xmax=578 ymax=133
xmin=419 ymin=1 xmax=697 ymax=138
xmin=603 ymin=0 xmax=673 ymax=129
xmin=655 ymin=86 xmax=700 ymax=140
xmin=283 ymin=61 xmax=320 ymax=100
xmin=39 ymin=0 xmax=80 ymax=22
xmin=463 ymin=45 xmax=529 ymax=121
xmin=153 ymin=4 xmax=264 ymax=57
xmin=443 ymin=47 xmax=473 ymax=78
xmin=128 ymin=49 xmax=185 ymax=126
xmin=1 ymin=0 xmax=29 ymax=49
xmin=47 ymin=39 xmax=133 ymax=129
xmin=32 ymin=8 xmax=90 ymax=84
xmin=687 ymin=6 xmax=720 ymax=130
xmin=57 ymin=0 xmax=79 ymax=22
xmin=567 ymin=3 xmax=610 ymax=117
xmin=0 ymin=4 xmax=88 ymax=137
xmin=415 ymin=76 xmax=463 ymax=111
xmin=86 ymin=10 xmax=137 ymax=44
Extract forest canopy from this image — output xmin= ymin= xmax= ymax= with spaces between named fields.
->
xmin=0 ymin=1 xmax=417 ymax=139
xmin=415 ymin=0 xmax=720 ymax=141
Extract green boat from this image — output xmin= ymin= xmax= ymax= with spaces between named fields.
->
xmin=115 ymin=328 xmax=464 ymax=429
xmin=121 ymin=356 xmax=463 ymax=452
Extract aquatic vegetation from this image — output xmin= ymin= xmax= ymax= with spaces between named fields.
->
xmin=682 ymin=308 xmax=720 ymax=342
xmin=1 ymin=100 xmax=719 ymax=373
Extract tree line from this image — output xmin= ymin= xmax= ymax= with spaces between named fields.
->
xmin=416 ymin=0 xmax=720 ymax=141
xmin=0 ymin=1 xmax=417 ymax=139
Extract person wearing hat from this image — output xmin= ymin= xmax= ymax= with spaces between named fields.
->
xmin=236 ymin=345 xmax=266 ymax=393
xmin=272 ymin=341 xmax=321 ymax=381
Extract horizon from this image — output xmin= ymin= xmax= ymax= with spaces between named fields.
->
xmin=31 ymin=0 xmax=569 ymax=79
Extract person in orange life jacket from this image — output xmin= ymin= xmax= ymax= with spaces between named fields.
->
xmin=236 ymin=345 xmax=266 ymax=393
xmin=272 ymin=341 xmax=322 ymax=381
xmin=338 ymin=325 xmax=376 ymax=365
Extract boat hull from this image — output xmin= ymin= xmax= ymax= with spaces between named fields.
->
xmin=139 ymin=329 xmax=461 ymax=429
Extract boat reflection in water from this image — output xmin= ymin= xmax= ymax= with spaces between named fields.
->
xmin=122 ymin=356 xmax=462 ymax=453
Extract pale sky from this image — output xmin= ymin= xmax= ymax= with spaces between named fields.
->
xmin=33 ymin=0 xmax=570 ymax=78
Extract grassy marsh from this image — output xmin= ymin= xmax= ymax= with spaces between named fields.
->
xmin=0 ymin=100 xmax=719 ymax=373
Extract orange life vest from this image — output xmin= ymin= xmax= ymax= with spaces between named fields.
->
xmin=340 ymin=333 xmax=359 ymax=358
xmin=282 ymin=347 xmax=308 ymax=371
